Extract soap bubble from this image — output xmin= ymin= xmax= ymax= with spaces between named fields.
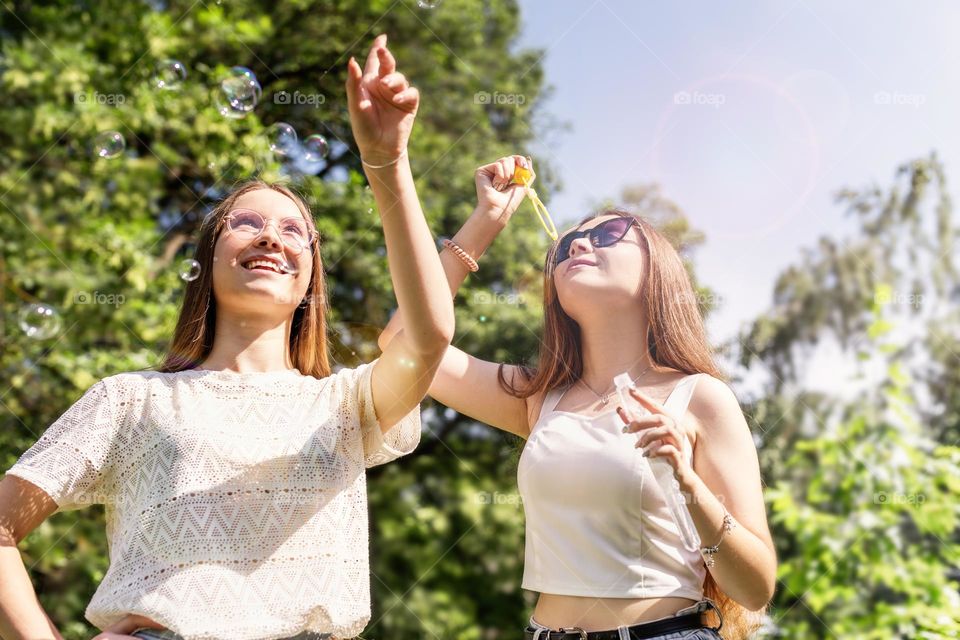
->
xmin=267 ymin=122 xmax=298 ymax=157
xmin=92 ymin=131 xmax=125 ymax=159
xmin=302 ymin=134 xmax=329 ymax=161
xmin=154 ymin=59 xmax=186 ymax=90
xmin=18 ymin=303 xmax=62 ymax=340
xmin=215 ymin=66 xmax=261 ymax=119
xmin=179 ymin=259 xmax=201 ymax=282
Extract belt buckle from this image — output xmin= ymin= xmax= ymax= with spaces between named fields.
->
xmin=558 ymin=627 xmax=588 ymax=640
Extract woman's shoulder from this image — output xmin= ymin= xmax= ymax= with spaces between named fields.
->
xmin=685 ymin=373 xmax=744 ymax=441
xmin=687 ymin=373 xmax=738 ymax=410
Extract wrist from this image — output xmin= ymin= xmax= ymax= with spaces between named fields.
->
xmin=677 ymin=464 xmax=703 ymax=495
xmin=454 ymin=213 xmax=504 ymax=257
xmin=471 ymin=204 xmax=510 ymax=231
xmin=360 ymin=148 xmax=408 ymax=169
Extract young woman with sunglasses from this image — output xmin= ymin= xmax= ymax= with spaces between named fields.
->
xmin=379 ymin=156 xmax=776 ymax=639
xmin=0 ymin=35 xmax=452 ymax=640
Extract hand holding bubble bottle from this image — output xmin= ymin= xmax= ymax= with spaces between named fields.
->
xmin=509 ymin=157 xmax=559 ymax=241
xmin=614 ymin=373 xmax=701 ymax=552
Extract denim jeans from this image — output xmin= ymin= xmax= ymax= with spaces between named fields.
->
xmin=131 ymin=629 xmax=332 ymax=640
xmin=527 ymin=599 xmax=723 ymax=640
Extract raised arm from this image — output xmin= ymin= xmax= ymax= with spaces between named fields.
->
xmin=378 ymin=155 xmax=542 ymax=439
xmin=345 ymin=35 xmax=454 ymax=435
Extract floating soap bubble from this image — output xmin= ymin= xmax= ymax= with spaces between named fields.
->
xmin=230 ymin=66 xmax=259 ymax=87
xmin=302 ymin=134 xmax=329 ymax=161
xmin=215 ymin=66 xmax=261 ymax=119
xmin=154 ymin=59 xmax=186 ymax=90
xmin=267 ymin=122 xmax=298 ymax=157
xmin=179 ymin=259 xmax=201 ymax=282
xmin=93 ymin=131 xmax=125 ymax=159
xmin=18 ymin=303 xmax=62 ymax=340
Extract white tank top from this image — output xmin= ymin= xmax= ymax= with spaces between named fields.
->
xmin=517 ymin=374 xmax=707 ymax=600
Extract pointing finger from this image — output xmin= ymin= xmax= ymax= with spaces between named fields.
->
xmin=377 ymin=43 xmax=397 ymax=77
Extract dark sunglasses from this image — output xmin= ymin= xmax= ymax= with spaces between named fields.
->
xmin=554 ymin=216 xmax=639 ymax=266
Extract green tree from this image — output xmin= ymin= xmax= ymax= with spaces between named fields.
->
xmin=766 ymin=284 xmax=960 ymax=638
xmin=0 ymin=1 xmax=550 ymax=637
xmin=730 ymin=156 xmax=960 ymax=637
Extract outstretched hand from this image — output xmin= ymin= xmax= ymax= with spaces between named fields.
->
xmin=345 ymin=34 xmax=420 ymax=166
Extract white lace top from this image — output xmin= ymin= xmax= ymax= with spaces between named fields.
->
xmin=4 ymin=360 xmax=421 ymax=640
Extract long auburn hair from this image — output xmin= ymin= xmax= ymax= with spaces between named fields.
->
xmin=157 ymin=180 xmax=331 ymax=378
xmin=499 ymin=208 xmax=767 ymax=639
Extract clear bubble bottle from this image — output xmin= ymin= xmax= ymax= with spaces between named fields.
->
xmin=614 ymin=372 xmax=701 ymax=552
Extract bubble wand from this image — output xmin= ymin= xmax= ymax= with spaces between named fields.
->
xmin=511 ymin=158 xmax=558 ymax=241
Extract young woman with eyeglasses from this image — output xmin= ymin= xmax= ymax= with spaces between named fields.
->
xmin=0 ymin=34 xmax=452 ymax=640
xmin=378 ymin=156 xmax=776 ymax=640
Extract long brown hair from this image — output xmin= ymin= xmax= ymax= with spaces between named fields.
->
xmin=157 ymin=180 xmax=331 ymax=379
xmin=499 ymin=208 xmax=766 ymax=639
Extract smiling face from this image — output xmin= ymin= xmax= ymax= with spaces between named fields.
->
xmin=552 ymin=213 xmax=648 ymax=319
xmin=210 ymin=187 xmax=316 ymax=319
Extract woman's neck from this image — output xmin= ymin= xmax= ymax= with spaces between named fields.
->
xmin=199 ymin=310 xmax=295 ymax=373
xmin=577 ymin=309 xmax=659 ymax=395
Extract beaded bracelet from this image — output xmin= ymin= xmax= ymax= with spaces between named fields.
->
xmin=441 ymin=238 xmax=479 ymax=272
xmin=701 ymin=507 xmax=736 ymax=568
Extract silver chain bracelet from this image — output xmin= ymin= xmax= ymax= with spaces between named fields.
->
xmin=700 ymin=507 xmax=736 ymax=568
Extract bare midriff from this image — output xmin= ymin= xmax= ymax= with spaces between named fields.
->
xmin=532 ymin=594 xmax=699 ymax=630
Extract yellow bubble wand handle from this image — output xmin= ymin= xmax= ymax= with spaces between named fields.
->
xmin=512 ymin=162 xmax=558 ymax=241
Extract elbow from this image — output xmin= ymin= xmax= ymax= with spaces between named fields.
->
xmin=423 ymin=309 xmax=456 ymax=349
xmin=743 ymin=570 xmax=777 ymax=612
xmin=377 ymin=329 xmax=393 ymax=352
xmin=743 ymin=590 xmax=773 ymax=613
xmin=421 ymin=323 xmax=454 ymax=355
xmin=414 ymin=322 xmax=454 ymax=360
xmin=436 ymin=315 xmax=455 ymax=346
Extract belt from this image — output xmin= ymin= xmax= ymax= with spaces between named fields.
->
xmin=523 ymin=611 xmax=705 ymax=640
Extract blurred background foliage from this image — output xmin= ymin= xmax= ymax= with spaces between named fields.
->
xmin=0 ymin=1 xmax=958 ymax=638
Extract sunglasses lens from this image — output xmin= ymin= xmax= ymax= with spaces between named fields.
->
xmin=552 ymin=218 xmax=634 ymax=265
xmin=595 ymin=217 xmax=632 ymax=247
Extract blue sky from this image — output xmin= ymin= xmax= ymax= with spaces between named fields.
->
xmin=513 ymin=0 xmax=958 ymax=377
